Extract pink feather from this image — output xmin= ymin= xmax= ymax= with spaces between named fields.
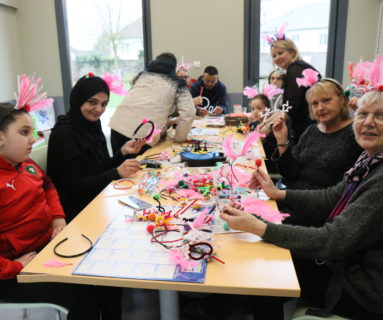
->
xmin=241 ymin=131 xmax=265 ymax=156
xmin=243 ymin=86 xmax=259 ymax=99
xmin=261 ymin=33 xmax=274 ymax=45
xmin=192 ymin=208 xmax=209 ymax=229
xmin=262 ymin=84 xmax=283 ymax=99
xmin=241 ymin=196 xmax=290 ymax=223
xmin=296 ymin=69 xmax=319 ymax=87
xmin=222 ymin=134 xmax=238 ymax=160
xmin=15 ymin=74 xmax=53 ymax=111
xmin=101 ymin=72 xmax=129 ymax=96
xmin=369 ymin=55 xmax=383 ymax=89
xmin=277 ymin=22 xmax=288 ymax=40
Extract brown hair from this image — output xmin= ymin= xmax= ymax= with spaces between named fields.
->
xmin=306 ymin=79 xmax=350 ymax=120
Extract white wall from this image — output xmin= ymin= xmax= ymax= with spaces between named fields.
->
xmin=150 ymin=0 xmax=244 ymax=93
xmin=343 ymin=0 xmax=381 ymax=84
xmin=0 ymin=4 xmax=21 ymax=100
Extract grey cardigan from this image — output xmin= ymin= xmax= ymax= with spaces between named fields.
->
xmin=263 ymin=162 xmax=383 ymax=313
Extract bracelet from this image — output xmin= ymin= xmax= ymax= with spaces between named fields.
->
xmin=277 ymin=140 xmax=289 ymax=147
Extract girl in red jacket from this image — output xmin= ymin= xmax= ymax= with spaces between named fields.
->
xmin=0 ymin=76 xmax=121 ymax=319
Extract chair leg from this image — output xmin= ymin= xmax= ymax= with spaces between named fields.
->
xmin=22 ymin=308 xmax=28 ymax=320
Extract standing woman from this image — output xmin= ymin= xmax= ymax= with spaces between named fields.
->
xmin=48 ymin=74 xmax=143 ymax=222
xmin=266 ymin=27 xmax=321 ymax=143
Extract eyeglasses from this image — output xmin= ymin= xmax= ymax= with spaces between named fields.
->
xmin=355 ymin=111 xmax=383 ymax=124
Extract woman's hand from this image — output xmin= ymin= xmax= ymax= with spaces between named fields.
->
xmin=272 ymin=117 xmax=288 ymax=143
xmin=14 ymin=252 xmax=37 ymax=267
xmin=117 ymin=159 xmax=141 ymax=178
xmin=121 ymin=139 xmax=146 ymax=155
xmin=249 ymin=169 xmax=286 ymax=201
xmin=219 ymin=204 xmax=266 ymax=236
xmin=249 ymin=111 xmax=262 ymax=122
xmin=51 ymin=218 xmax=66 ymax=239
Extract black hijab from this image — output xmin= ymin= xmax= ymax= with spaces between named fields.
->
xmin=55 ymin=75 xmax=111 ymax=164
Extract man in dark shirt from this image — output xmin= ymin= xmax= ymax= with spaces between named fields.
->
xmin=190 ymin=66 xmax=229 ymax=116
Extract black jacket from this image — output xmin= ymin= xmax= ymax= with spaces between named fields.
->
xmin=47 ymin=114 xmax=124 ymax=221
xmin=283 ymin=60 xmax=321 ymax=143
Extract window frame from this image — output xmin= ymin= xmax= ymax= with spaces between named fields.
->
xmin=54 ymin=0 xmax=152 ymax=112
xmin=244 ymin=0 xmax=349 ymax=93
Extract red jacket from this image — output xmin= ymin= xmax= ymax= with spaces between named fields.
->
xmin=0 ymin=156 xmax=65 ymax=279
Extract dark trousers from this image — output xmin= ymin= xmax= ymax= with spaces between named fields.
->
xmin=110 ymin=129 xmax=151 ymax=156
xmin=0 ymin=279 xmax=122 ymax=320
xmin=293 ymin=255 xmax=383 ymax=320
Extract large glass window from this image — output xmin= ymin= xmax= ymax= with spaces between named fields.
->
xmin=65 ymin=0 xmax=145 ymax=133
xmin=259 ymin=0 xmax=331 ymax=83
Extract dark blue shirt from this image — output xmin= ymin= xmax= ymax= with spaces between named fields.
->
xmin=189 ymin=77 xmax=229 ymax=114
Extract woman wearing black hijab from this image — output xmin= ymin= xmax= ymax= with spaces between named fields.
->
xmin=47 ymin=74 xmax=143 ymax=222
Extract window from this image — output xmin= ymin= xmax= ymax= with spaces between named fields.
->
xmin=259 ymin=0 xmax=331 ymax=81
xmin=56 ymin=0 xmax=147 ymax=134
xmin=244 ymin=0 xmax=348 ymax=93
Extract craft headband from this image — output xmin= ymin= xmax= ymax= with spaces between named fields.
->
xmin=133 ymin=118 xmax=156 ymax=141
xmin=243 ymin=84 xmax=283 ymax=100
xmin=262 ymin=22 xmax=288 ymax=45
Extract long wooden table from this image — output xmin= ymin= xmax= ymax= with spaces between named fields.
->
xmin=18 ymin=124 xmax=300 ymax=319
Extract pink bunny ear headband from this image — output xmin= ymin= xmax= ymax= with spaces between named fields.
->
xmin=262 ymin=22 xmax=288 ymax=45
xmin=243 ymin=84 xmax=283 ymax=100
xmin=84 ymin=72 xmax=129 ymax=96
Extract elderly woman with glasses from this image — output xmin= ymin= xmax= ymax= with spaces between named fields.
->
xmin=271 ymin=79 xmax=362 ymax=191
xmin=220 ymin=89 xmax=383 ymax=320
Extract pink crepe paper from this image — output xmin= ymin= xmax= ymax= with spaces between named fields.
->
xmin=43 ymin=259 xmax=73 ymax=268
xmin=352 ymin=60 xmax=372 ymax=83
xmin=101 ymin=73 xmax=129 ymax=96
xmin=243 ymin=86 xmax=259 ymax=99
xmin=296 ymin=69 xmax=319 ymax=87
xmin=241 ymin=196 xmax=289 ymax=223
xmin=15 ymin=74 xmax=54 ymax=111
xmin=169 ymin=249 xmax=198 ymax=271
xmin=261 ymin=34 xmax=274 ymax=45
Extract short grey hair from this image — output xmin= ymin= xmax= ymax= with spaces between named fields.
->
xmin=357 ymin=90 xmax=383 ymax=110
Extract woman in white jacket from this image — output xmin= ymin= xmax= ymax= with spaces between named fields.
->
xmin=109 ymin=52 xmax=195 ymax=153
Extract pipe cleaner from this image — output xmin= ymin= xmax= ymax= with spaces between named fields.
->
xmin=14 ymin=74 xmax=54 ymax=112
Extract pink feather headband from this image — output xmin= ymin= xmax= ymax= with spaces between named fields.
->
xmin=296 ymin=69 xmax=320 ymax=88
xmin=243 ymin=84 xmax=283 ymax=100
xmin=261 ymin=22 xmax=288 ymax=45
xmin=84 ymin=72 xmax=129 ymax=96
xmin=14 ymin=74 xmax=53 ymax=112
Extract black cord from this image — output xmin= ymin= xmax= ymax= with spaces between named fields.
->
xmin=53 ymin=234 xmax=93 ymax=258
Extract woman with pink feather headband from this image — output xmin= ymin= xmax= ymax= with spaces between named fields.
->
xmin=264 ymin=23 xmax=321 ymax=144
xmin=0 ymin=74 xmax=124 ymax=320
xmin=271 ymin=78 xmax=362 ymax=191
